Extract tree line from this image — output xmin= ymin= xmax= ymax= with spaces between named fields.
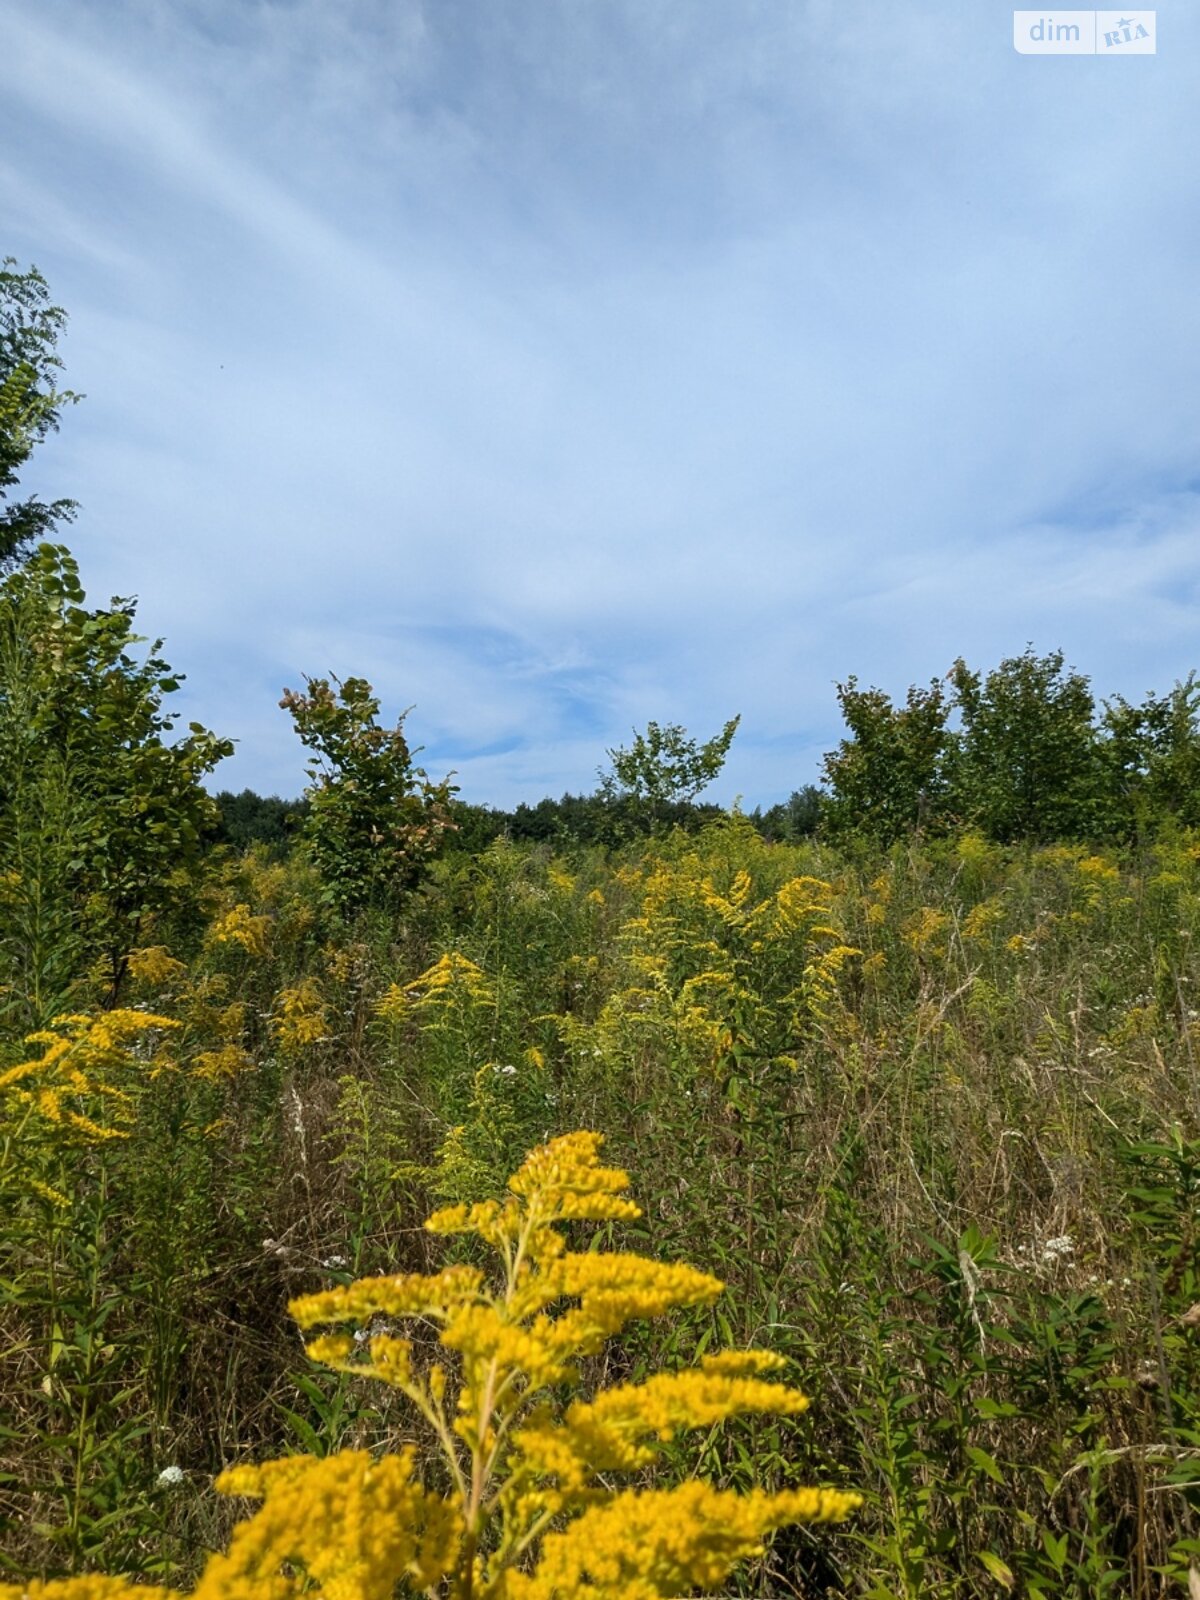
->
xmin=215 ymin=642 xmax=1200 ymax=860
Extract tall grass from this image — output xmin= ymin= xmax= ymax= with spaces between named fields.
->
xmin=5 ymin=817 xmax=1200 ymax=1594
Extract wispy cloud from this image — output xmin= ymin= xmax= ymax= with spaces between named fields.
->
xmin=3 ymin=0 xmax=1198 ymax=805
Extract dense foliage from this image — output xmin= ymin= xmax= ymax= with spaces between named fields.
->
xmin=0 ymin=545 xmax=231 ymax=1026
xmin=280 ymin=675 xmax=456 ymax=915
xmin=823 ymin=648 xmax=1200 ymax=845
xmin=599 ymin=716 xmax=742 ymax=832
xmin=0 ymin=261 xmax=79 ymax=568
xmin=210 ymin=789 xmax=307 ymax=855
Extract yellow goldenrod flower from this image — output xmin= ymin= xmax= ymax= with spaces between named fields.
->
xmin=962 ymin=898 xmax=1006 ymax=940
xmin=0 ymin=1582 xmax=174 ymax=1600
xmin=13 ymin=1132 xmax=859 ymax=1598
xmin=1 ymin=1010 xmax=181 ymax=1203
xmin=505 ymin=1481 xmax=862 ymax=1599
xmin=287 ymin=1131 xmax=857 ymax=1596
xmin=408 ymin=952 xmax=494 ymax=1006
xmin=374 ymin=981 xmax=409 ymax=1024
xmin=902 ymin=906 xmax=951 ymax=956
xmin=192 ymin=1042 xmax=254 ymax=1082
xmin=271 ymin=978 xmax=328 ymax=1052
xmin=201 ymin=1449 xmax=462 ymax=1600
xmin=126 ymin=945 xmax=187 ymax=987
xmin=205 ymin=902 xmax=272 ymax=957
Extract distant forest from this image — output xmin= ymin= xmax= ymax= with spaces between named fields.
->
xmin=209 ymin=784 xmax=823 ymax=855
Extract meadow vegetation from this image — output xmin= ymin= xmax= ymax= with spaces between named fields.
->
xmin=7 ymin=262 xmax=1200 ymax=1597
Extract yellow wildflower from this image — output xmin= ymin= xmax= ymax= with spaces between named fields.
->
xmin=861 ymin=950 xmax=887 ymax=979
xmin=375 ymin=982 xmax=408 ymax=1024
xmin=1 ymin=1010 xmax=178 ymax=1145
xmin=200 ymin=1449 xmax=463 ymax=1600
xmin=902 ymin=906 xmax=950 ymax=957
xmin=0 ymin=1583 xmax=173 ymax=1600
xmin=20 ymin=1132 xmax=859 ymax=1598
xmin=192 ymin=1042 xmax=254 ymax=1082
xmin=1076 ymin=855 xmax=1119 ymax=884
xmin=288 ymin=1131 xmax=857 ymax=1594
xmin=126 ymin=945 xmax=186 ymax=987
xmin=271 ymin=978 xmax=328 ymax=1052
xmin=415 ymin=952 xmax=493 ymax=999
xmin=962 ymin=899 xmax=1006 ymax=941
xmin=506 ymin=1481 xmax=861 ymax=1600
xmin=205 ymin=902 xmax=272 ymax=957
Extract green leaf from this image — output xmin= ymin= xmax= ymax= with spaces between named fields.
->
xmin=977 ymin=1550 xmax=1016 ymax=1589
xmin=1042 ymin=1529 xmax=1069 ymax=1570
xmin=966 ymin=1445 xmax=1005 ymax=1485
xmin=975 ymin=1396 xmax=1021 ymax=1419
xmin=276 ymin=1406 xmax=324 ymax=1457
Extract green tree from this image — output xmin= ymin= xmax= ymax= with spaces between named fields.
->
xmin=947 ymin=647 xmax=1101 ymax=841
xmin=1100 ymin=675 xmax=1200 ymax=836
xmin=0 ymin=260 xmax=81 ymax=568
xmin=0 ymin=546 xmax=232 ymax=1025
xmin=754 ymin=784 xmax=825 ymax=842
xmin=280 ymin=675 xmax=456 ymax=914
xmin=599 ymin=715 xmax=740 ymax=832
xmin=212 ymin=788 xmax=308 ymax=854
xmin=822 ymin=677 xmax=951 ymax=844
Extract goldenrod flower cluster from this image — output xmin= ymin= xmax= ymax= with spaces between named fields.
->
xmin=191 ymin=1040 xmax=255 ymax=1082
xmin=125 ymin=944 xmax=188 ymax=989
xmin=505 ymin=1482 xmax=860 ymax=1600
xmin=377 ymin=952 xmax=496 ymax=1026
xmin=0 ymin=1581 xmax=174 ymax=1600
xmin=201 ymin=1450 xmax=463 ymax=1600
xmin=205 ymin=903 xmax=272 ymax=958
xmin=124 ymin=950 xmax=256 ymax=1085
xmin=1 ymin=1131 xmax=859 ymax=1597
xmin=961 ymin=897 xmax=1007 ymax=941
xmin=0 ymin=1009 xmax=179 ymax=1204
xmin=271 ymin=977 xmax=328 ymax=1052
xmin=901 ymin=905 xmax=951 ymax=958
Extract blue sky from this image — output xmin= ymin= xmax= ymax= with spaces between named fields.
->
xmin=3 ymin=0 xmax=1197 ymax=806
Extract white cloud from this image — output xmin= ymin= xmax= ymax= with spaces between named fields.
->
xmin=3 ymin=0 xmax=1199 ymax=806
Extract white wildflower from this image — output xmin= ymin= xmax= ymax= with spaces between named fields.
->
xmin=156 ymin=1465 xmax=186 ymax=1489
xmin=1041 ymin=1235 xmax=1075 ymax=1264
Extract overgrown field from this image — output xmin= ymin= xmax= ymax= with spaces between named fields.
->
xmin=6 ymin=819 xmax=1200 ymax=1596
